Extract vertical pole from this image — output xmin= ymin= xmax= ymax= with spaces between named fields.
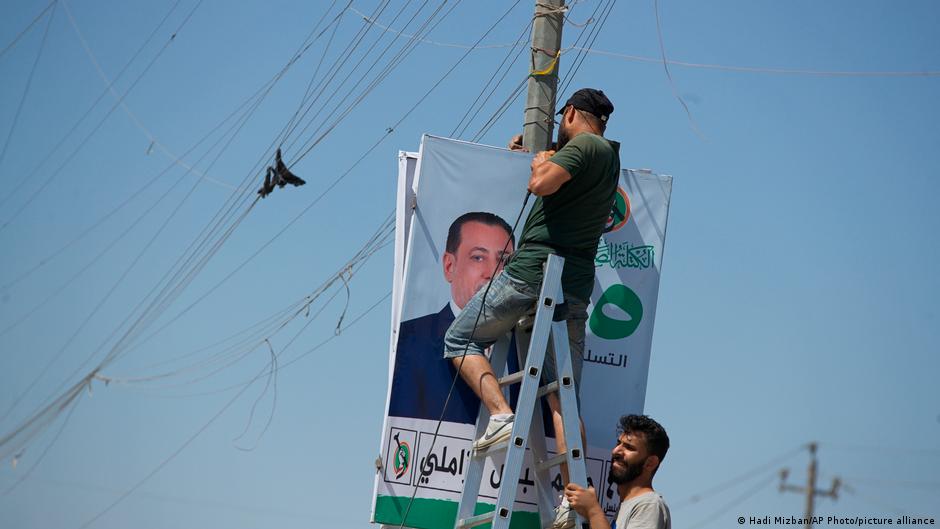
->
xmin=805 ymin=443 xmax=818 ymax=529
xmin=522 ymin=0 xmax=565 ymax=152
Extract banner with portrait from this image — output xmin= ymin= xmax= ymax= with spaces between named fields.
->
xmin=372 ymin=135 xmax=673 ymax=528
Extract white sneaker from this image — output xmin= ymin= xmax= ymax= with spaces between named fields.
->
xmin=473 ymin=414 xmax=514 ymax=450
xmin=552 ymin=497 xmax=577 ymax=529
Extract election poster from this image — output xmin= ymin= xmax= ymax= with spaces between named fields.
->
xmin=372 ymin=135 xmax=672 ymax=528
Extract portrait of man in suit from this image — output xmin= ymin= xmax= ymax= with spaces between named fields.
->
xmin=387 ymin=211 xmax=516 ymax=424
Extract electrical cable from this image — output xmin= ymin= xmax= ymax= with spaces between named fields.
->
xmin=0 ymin=53 xmax=305 ymax=424
xmin=61 ymin=0 xmax=234 ymax=190
xmin=0 ymin=0 xmax=186 ymax=216
xmin=451 ymin=23 xmax=532 ymax=138
xmin=558 ymin=0 xmax=616 ymax=98
xmin=107 ymin=215 xmax=393 ymax=392
xmin=652 ymin=0 xmax=705 ymax=139
xmin=671 ymin=444 xmax=805 ymax=509
xmin=566 ymin=47 xmax=940 ymax=77
xmin=687 ymin=473 xmax=776 ymax=529
xmin=73 ymin=290 xmax=391 ymax=529
xmin=124 ymin=0 xmax=526 ymax=361
xmin=0 ymin=0 xmax=56 ymax=61
xmin=0 ymin=0 xmax=207 ymax=234
xmin=0 ymin=0 xmax=57 ymax=170
xmin=282 ymin=0 xmax=459 ymax=159
xmin=1 ymin=391 xmax=81 ymax=496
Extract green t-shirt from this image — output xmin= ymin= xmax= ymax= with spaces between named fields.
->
xmin=505 ymin=132 xmax=621 ymax=301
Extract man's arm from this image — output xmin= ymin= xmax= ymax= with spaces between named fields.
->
xmin=565 ymin=484 xmax=611 ymax=529
xmin=528 ymin=150 xmax=571 ymax=196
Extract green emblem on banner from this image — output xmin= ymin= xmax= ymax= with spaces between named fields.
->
xmin=589 ymin=284 xmax=643 ymax=340
xmin=603 ymin=187 xmax=631 ymax=233
xmin=393 ymin=433 xmax=410 ymax=478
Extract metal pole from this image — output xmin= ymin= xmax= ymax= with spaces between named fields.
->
xmin=522 ymin=0 xmax=565 ymax=152
xmin=805 ymin=443 xmax=818 ymax=529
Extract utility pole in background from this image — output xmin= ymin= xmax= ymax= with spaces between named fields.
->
xmin=780 ymin=442 xmax=841 ymax=529
xmin=522 ymin=0 xmax=565 ymax=152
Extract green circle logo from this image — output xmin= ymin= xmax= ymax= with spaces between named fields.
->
xmin=604 ymin=187 xmax=631 ymax=233
xmin=589 ymin=284 xmax=643 ymax=340
xmin=393 ymin=438 xmax=410 ymax=478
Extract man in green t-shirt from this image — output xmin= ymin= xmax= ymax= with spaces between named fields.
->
xmin=443 ymin=88 xmax=621 ymax=529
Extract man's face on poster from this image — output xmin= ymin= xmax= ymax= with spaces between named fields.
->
xmin=443 ymin=221 xmax=514 ymax=309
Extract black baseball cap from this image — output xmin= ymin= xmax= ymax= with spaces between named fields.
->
xmin=557 ymin=88 xmax=614 ymax=123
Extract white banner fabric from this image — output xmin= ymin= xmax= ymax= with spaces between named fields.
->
xmin=372 ymin=136 xmax=672 ymax=529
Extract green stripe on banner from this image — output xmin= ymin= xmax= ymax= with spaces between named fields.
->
xmin=374 ymin=495 xmax=540 ymax=529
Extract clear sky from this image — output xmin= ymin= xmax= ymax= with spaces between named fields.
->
xmin=1 ymin=1 xmax=938 ymax=528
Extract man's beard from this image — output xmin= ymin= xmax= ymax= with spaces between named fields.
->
xmin=556 ymin=121 xmax=571 ymax=150
xmin=608 ymin=455 xmax=644 ymax=485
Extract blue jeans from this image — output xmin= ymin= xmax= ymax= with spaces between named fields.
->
xmin=443 ymin=271 xmax=588 ymax=387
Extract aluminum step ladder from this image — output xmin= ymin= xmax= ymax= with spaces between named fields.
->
xmin=454 ymin=254 xmax=588 ymax=529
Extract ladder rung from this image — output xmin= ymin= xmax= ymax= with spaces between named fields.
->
xmin=498 ymin=371 xmax=524 ymax=387
xmin=457 ymin=511 xmax=496 ymax=528
xmin=537 ymin=452 xmax=568 ymax=472
xmin=536 ymin=381 xmax=559 ymax=397
xmin=496 ymin=372 xmax=558 ymax=396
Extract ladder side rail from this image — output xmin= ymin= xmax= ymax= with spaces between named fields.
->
xmin=489 ymin=255 xmax=566 ymax=528
xmin=516 ymin=328 xmax=558 ymax=529
xmin=549 ymin=320 xmax=588 ymax=487
xmin=455 ymin=333 xmax=513 ymax=526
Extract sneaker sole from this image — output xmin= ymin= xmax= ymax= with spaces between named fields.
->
xmin=473 ymin=425 xmax=513 ymax=450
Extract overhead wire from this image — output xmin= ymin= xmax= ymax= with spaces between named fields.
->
xmin=469 ymin=1 xmax=598 ymax=143
xmin=0 ymin=0 xmax=56 ymax=61
xmin=450 ymin=23 xmax=532 ymax=139
xmin=126 ymin=0 xmax=522 ymax=358
xmin=73 ymin=289 xmax=391 ymax=529
xmin=558 ymin=0 xmax=616 ymax=98
xmin=840 ymin=482 xmax=921 ymax=517
xmin=60 ymin=0 xmax=233 ymax=190
xmin=0 ymin=0 xmax=207 ymax=234
xmin=0 ymin=21 xmax=340 ymax=424
xmin=6 ymin=0 xmax=530 ymax=509
xmin=0 ymin=0 xmax=347 ymax=303
xmin=273 ymin=0 xmax=350 ymax=150
xmin=282 ymin=0 xmax=460 ymax=160
xmin=1 ymin=392 xmax=81 ymax=496
xmin=0 ymin=75 xmax=292 ymax=424
xmin=101 ymin=0 xmax=536 ymax=396
xmin=687 ymin=473 xmax=777 ymax=529
xmin=670 ymin=444 xmax=806 ymax=509
xmin=817 ymin=442 xmax=940 ymax=456
xmin=836 ymin=476 xmax=940 ymax=491
xmin=652 ymin=0 xmax=705 ymax=139
xmin=0 ymin=0 xmax=187 ymax=215
xmin=347 ymin=5 xmax=518 ymax=49
xmin=0 ymin=64 xmax=279 ymax=296
xmin=276 ymin=0 xmax=400 ymax=155
xmin=566 ymin=47 xmax=940 ymax=77
xmin=0 ymin=0 xmax=57 ymax=170
xmin=105 ymin=213 xmax=394 ymax=392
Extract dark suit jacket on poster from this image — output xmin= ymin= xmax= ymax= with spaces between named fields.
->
xmin=388 ymin=304 xmax=519 ymax=425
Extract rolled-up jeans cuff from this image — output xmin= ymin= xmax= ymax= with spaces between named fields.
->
xmin=443 ymin=271 xmax=538 ymax=359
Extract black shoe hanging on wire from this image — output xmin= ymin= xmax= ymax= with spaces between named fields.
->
xmin=258 ymin=148 xmax=306 ymax=198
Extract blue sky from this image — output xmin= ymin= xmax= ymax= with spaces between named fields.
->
xmin=0 ymin=1 xmax=938 ymax=528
